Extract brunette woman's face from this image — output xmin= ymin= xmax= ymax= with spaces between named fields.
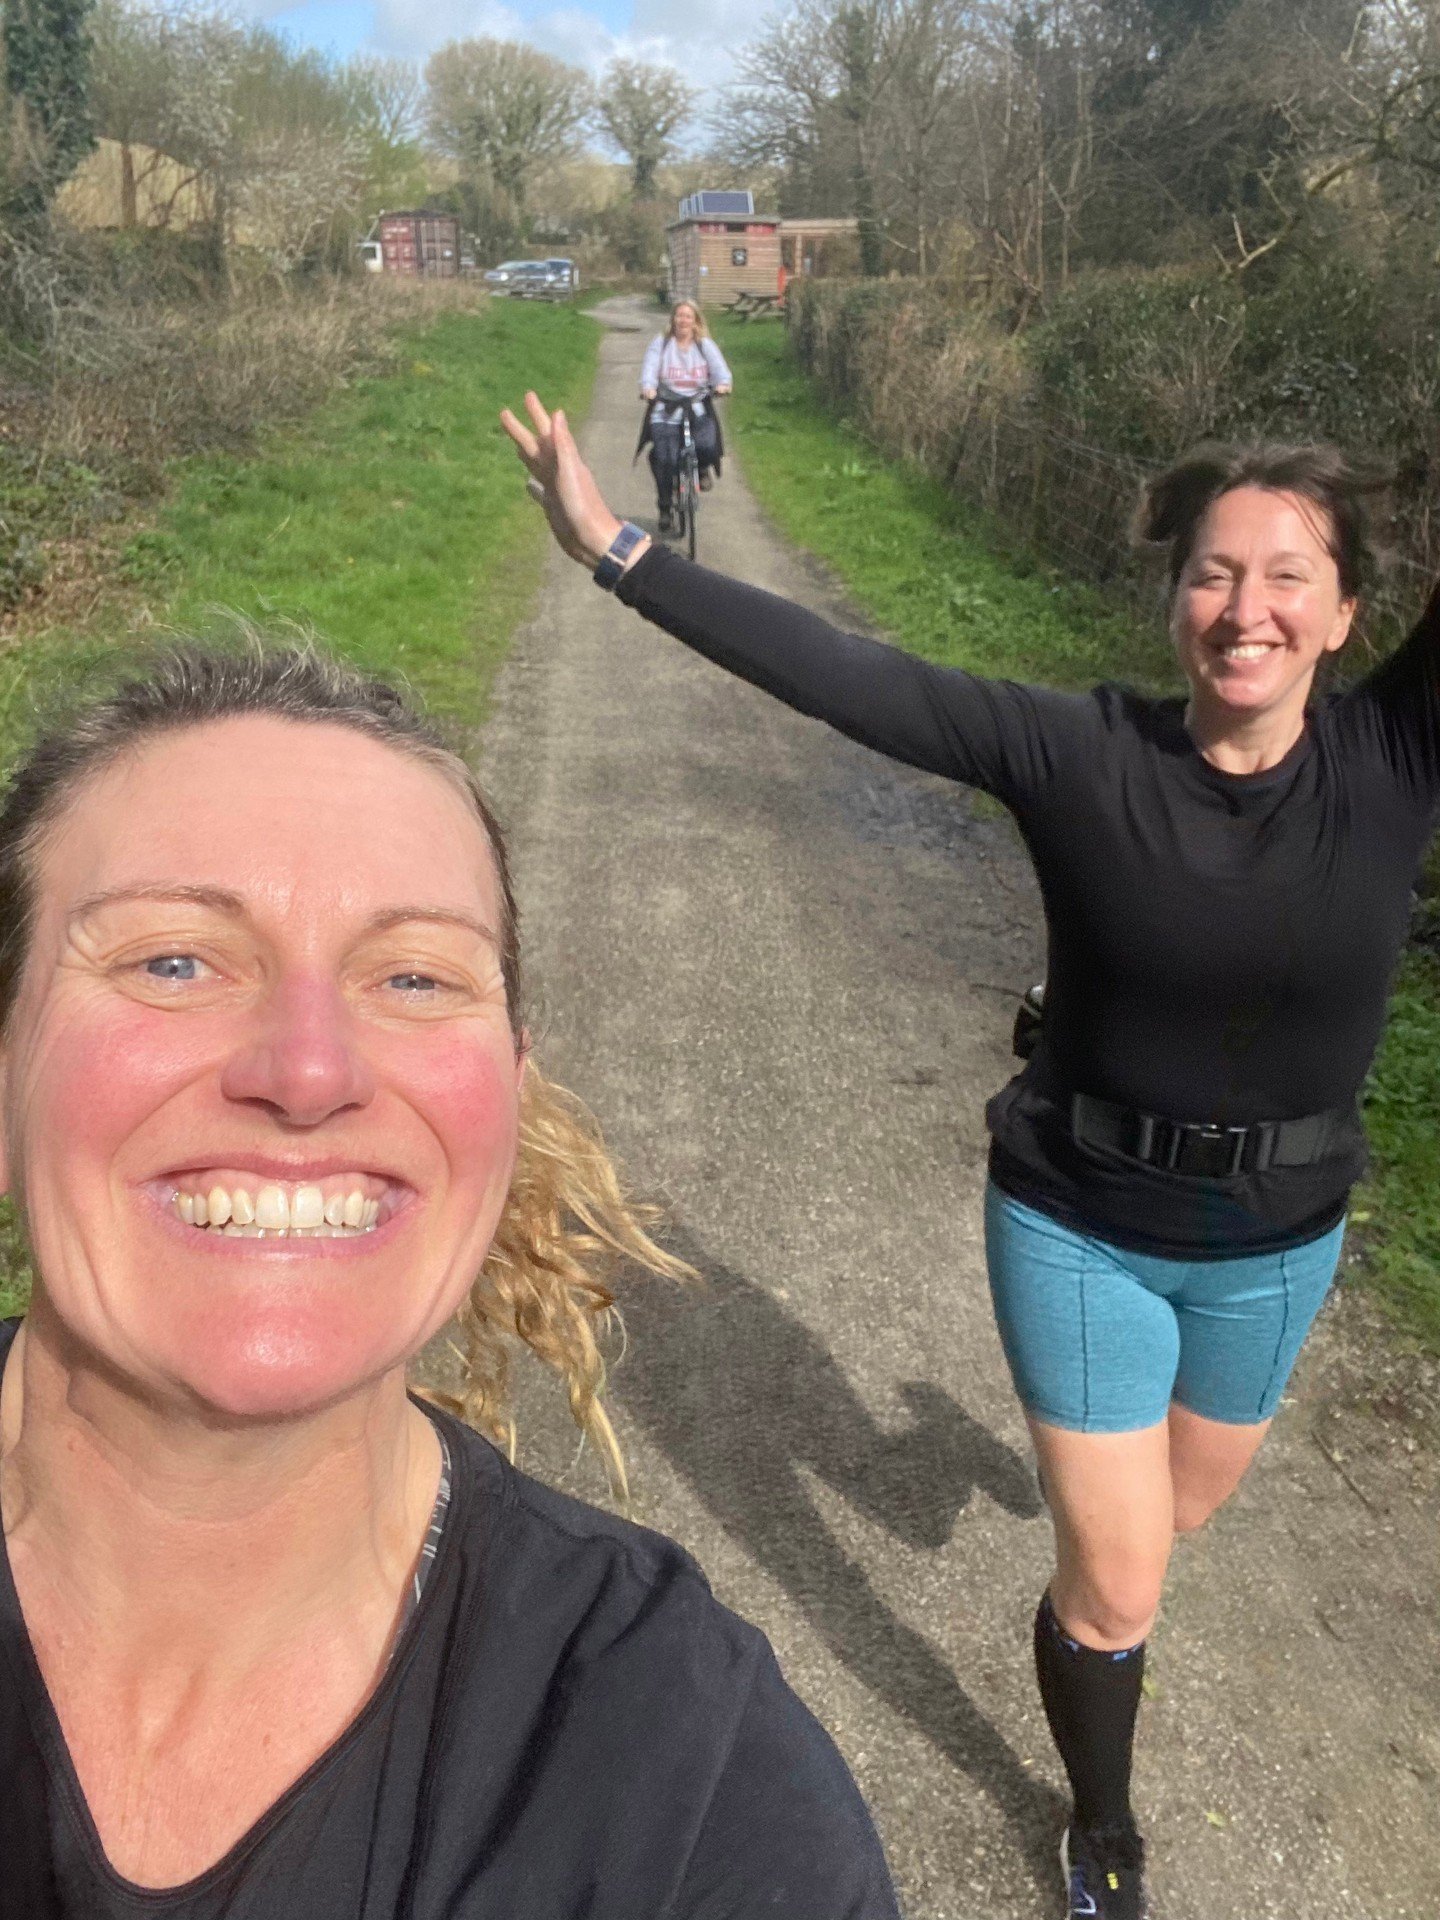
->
xmin=0 ymin=717 xmax=525 ymax=1421
xmin=672 ymin=304 xmax=697 ymax=344
xmin=1171 ymin=486 xmax=1356 ymax=726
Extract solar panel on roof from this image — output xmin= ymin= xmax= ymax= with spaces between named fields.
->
xmin=678 ymin=190 xmax=754 ymax=219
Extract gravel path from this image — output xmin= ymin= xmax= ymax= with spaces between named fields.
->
xmin=421 ymin=297 xmax=1439 ymax=1920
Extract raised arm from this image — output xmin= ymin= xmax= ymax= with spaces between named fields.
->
xmin=1338 ymin=576 xmax=1440 ymax=798
xmin=499 ymin=391 xmax=1072 ymax=804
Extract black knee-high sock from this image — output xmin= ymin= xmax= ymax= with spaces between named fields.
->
xmin=1033 ymin=1591 xmax=1145 ymax=1834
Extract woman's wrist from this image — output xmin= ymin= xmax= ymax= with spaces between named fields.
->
xmin=618 ymin=533 xmax=651 ymax=578
xmin=588 ymin=519 xmax=652 ymax=581
xmin=582 ymin=515 xmax=625 ymax=569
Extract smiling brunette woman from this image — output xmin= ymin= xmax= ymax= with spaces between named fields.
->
xmin=0 ymin=644 xmax=901 ymax=1920
xmin=504 ymin=403 xmax=1440 ymax=1920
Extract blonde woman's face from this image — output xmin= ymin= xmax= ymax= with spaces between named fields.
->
xmin=0 ymin=716 xmax=524 ymax=1421
xmin=672 ymin=304 xmax=697 ymax=343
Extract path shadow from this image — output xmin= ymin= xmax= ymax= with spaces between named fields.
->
xmin=612 ymin=1225 xmax=1066 ymax=1896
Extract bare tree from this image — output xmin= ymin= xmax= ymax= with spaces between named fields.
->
xmin=722 ymin=0 xmax=925 ymax=269
xmin=342 ymin=55 xmax=423 ymax=148
xmin=234 ymin=125 xmax=366 ymax=275
xmin=425 ymin=39 xmax=591 ymax=222
xmin=595 ymin=58 xmax=698 ymax=199
xmin=88 ymin=0 xmax=178 ymax=228
xmin=874 ymin=0 xmax=980 ymax=276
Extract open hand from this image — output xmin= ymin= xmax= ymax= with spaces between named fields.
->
xmin=499 ymin=392 xmax=630 ymax=570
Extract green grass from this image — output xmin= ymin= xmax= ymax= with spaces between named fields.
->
xmin=719 ymin=317 xmax=1440 ymax=1353
xmin=0 ymin=300 xmax=599 ymax=761
xmin=716 ymin=319 xmax=1171 ymax=691
xmin=157 ymin=300 xmax=596 ymax=725
xmin=0 ymin=295 xmax=601 ymax=1319
xmin=1354 ymin=953 xmax=1440 ymax=1344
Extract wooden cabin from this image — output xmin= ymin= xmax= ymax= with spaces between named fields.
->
xmin=779 ymin=216 xmax=860 ymax=285
xmin=666 ymin=192 xmax=782 ymax=307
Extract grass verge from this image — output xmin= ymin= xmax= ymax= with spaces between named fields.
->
xmin=0 ymin=294 xmax=600 ymax=1317
xmin=718 ymin=317 xmax=1440 ymax=1353
xmin=716 ymin=318 xmax=1170 ymax=691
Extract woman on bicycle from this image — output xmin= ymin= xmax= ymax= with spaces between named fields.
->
xmin=639 ymin=301 xmax=731 ymax=535
xmin=501 ymin=392 xmax=1438 ymax=1920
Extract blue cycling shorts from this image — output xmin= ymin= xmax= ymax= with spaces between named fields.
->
xmin=983 ymin=1181 xmax=1345 ymax=1433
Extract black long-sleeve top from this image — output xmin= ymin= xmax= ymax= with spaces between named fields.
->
xmin=617 ymin=545 xmax=1440 ymax=1256
xmin=0 ymin=1323 xmax=901 ymax=1919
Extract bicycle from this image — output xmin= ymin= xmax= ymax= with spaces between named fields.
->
xmin=656 ymin=383 xmax=709 ymax=561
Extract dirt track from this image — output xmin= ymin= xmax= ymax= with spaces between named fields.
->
xmin=423 ymin=297 xmax=1440 ymax=1920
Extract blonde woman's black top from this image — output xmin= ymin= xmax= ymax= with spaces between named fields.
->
xmin=616 ymin=546 xmax=1440 ymax=1257
xmin=0 ymin=1324 xmax=901 ymax=1920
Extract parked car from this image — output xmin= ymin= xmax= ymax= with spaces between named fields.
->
xmin=483 ymin=260 xmax=549 ymax=294
xmin=484 ymin=259 xmax=538 ymax=291
xmin=544 ymin=257 xmax=579 ymax=291
xmin=483 ymin=259 xmax=574 ymax=298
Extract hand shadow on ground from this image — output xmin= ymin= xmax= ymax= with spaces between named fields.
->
xmin=611 ymin=1224 xmax=1066 ymax=1898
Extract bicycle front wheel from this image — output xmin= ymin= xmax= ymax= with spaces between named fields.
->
xmin=680 ymin=457 xmax=699 ymax=561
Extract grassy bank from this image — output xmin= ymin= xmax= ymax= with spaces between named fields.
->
xmin=0 ymin=294 xmax=601 ymax=1317
xmin=718 ymin=317 xmax=1440 ymax=1353
xmin=716 ymin=317 xmax=1169 ymax=694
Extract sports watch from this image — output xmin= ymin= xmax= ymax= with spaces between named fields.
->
xmin=593 ymin=521 xmax=647 ymax=591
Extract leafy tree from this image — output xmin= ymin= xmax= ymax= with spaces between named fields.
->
xmin=425 ymin=38 xmax=590 ymax=223
xmin=3 ymin=0 xmax=96 ymax=218
xmin=339 ymin=56 xmax=428 ymax=214
xmin=595 ymin=58 xmax=697 ymax=199
xmin=1099 ymin=0 xmax=1242 ymax=62
xmin=597 ymin=193 xmax=668 ymax=275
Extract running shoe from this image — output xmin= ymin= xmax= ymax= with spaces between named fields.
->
xmin=698 ymin=470 xmax=714 ymax=491
xmin=1061 ymin=1824 xmax=1149 ymax=1919
xmin=657 ymin=509 xmax=674 ymax=534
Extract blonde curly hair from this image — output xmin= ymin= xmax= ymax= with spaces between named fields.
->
xmin=429 ymin=1066 xmax=687 ymax=1503
xmin=0 ymin=635 xmax=688 ymax=1499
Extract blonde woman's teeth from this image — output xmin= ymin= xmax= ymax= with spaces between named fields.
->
xmin=172 ymin=1180 xmax=382 ymax=1236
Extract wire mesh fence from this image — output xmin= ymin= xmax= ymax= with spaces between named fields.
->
xmin=787 ymin=280 xmax=1437 ymax=667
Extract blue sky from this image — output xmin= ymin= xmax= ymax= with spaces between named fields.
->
xmin=247 ymin=0 xmax=758 ymax=94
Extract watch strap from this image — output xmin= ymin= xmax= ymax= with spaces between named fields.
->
xmin=593 ymin=521 xmax=646 ymax=591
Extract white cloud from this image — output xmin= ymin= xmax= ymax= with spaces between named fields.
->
xmin=367 ymin=0 xmax=523 ymax=58
xmin=362 ymin=0 xmax=748 ymax=100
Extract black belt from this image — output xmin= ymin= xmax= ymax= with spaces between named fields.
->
xmin=1071 ymin=1092 xmax=1344 ymax=1179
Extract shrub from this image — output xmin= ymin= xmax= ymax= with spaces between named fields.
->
xmin=786 ymin=259 xmax=1440 ymax=633
xmin=1027 ymin=268 xmax=1246 ymax=460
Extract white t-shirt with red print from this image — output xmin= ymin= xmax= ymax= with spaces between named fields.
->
xmin=640 ymin=335 xmax=733 ymax=425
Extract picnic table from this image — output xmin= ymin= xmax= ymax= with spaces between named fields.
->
xmin=721 ymin=291 xmax=785 ymax=322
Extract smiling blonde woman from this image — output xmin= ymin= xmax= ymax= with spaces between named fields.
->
xmin=0 ymin=641 xmax=901 ymax=1919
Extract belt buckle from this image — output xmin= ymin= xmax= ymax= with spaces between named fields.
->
xmin=1174 ymin=1123 xmax=1249 ymax=1178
